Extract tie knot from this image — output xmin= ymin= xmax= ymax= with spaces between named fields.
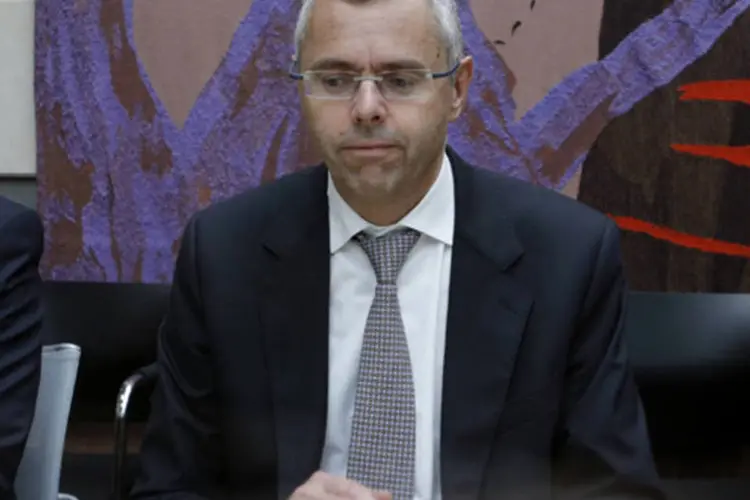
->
xmin=355 ymin=229 xmax=421 ymax=284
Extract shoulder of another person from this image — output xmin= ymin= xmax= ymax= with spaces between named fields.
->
xmin=0 ymin=196 xmax=40 ymax=231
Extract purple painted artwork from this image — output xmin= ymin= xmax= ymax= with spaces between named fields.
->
xmin=35 ymin=0 xmax=750 ymax=283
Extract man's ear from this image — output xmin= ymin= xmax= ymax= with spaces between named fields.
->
xmin=450 ymin=56 xmax=474 ymax=121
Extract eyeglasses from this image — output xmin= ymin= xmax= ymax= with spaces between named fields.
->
xmin=289 ymin=61 xmax=460 ymax=101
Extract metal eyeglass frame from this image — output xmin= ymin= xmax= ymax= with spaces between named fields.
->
xmin=288 ymin=60 xmax=461 ymax=99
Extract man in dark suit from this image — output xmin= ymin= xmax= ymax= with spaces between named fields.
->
xmin=132 ymin=0 xmax=664 ymax=498
xmin=0 ymin=196 xmax=43 ymax=497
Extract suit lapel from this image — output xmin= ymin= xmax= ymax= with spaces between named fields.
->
xmin=259 ymin=167 xmax=331 ymax=499
xmin=441 ymin=150 xmax=534 ymax=500
xmin=256 ymin=154 xmax=534 ymax=498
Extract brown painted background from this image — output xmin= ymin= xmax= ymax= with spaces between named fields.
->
xmin=35 ymin=0 xmax=750 ymax=289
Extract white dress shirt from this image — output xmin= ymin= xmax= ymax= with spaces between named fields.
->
xmin=320 ymin=154 xmax=454 ymax=500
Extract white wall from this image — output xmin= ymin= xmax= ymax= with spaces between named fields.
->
xmin=0 ymin=0 xmax=36 ymax=176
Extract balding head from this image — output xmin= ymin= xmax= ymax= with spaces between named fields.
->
xmin=294 ymin=0 xmax=464 ymax=69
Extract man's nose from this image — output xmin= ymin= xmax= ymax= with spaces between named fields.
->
xmin=352 ymin=80 xmax=386 ymax=126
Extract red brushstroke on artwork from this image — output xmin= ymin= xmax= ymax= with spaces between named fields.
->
xmin=671 ymin=80 xmax=750 ymax=168
xmin=670 ymin=144 xmax=750 ymax=168
xmin=677 ymin=79 xmax=750 ymax=105
xmin=610 ymin=215 xmax=750 ymax=259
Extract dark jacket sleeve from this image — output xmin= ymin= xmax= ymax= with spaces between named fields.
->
xmin=130 ymin=215 xmax=222 ymax=500
xmin=552 ymin=220 xmax=666 ymax=499
xmin=0 ymin=209 xmax=43 ymax=497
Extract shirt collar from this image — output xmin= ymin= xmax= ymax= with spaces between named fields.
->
xmin=328 ymin=152 xmax=455 ymax=254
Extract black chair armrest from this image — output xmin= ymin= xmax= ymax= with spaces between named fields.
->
xmin=112 ymin=363 xmax=158 ymax=500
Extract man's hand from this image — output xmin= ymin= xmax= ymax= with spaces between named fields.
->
xmin=290 ymin=471 xmax=392 ymax=499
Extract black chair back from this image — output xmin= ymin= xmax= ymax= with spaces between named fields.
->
xmin=41 ymin=281 xmax=170 ymax=421
xmin=626 ymin=292 xmax=750 ymax=478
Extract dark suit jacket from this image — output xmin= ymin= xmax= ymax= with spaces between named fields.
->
xmin=0 ymin=197 xmax=43 ymax=498
xmin=132 ymin=149 xmax=664 ymax=500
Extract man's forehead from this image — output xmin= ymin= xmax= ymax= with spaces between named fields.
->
xmin=303 ymin=0 xmax=441 ymax=63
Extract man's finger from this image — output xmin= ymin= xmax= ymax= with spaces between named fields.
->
xmin=320 ymin=474 xmax=387 ymax=499
xmin=321 ymin=475 xmax=367 ymax=496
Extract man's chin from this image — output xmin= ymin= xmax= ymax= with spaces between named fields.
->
xmin=346 ymin=169 xmax=401 ymax=199
xmin=358 ymin=162 xmax=393 ymax=182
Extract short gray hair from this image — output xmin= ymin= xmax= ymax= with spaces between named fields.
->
xmin=293 ymin=0 xmax=464 ymax=68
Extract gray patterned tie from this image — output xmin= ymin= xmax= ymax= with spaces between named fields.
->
xmin=346 ymin=228 xmax=421 ymax=500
